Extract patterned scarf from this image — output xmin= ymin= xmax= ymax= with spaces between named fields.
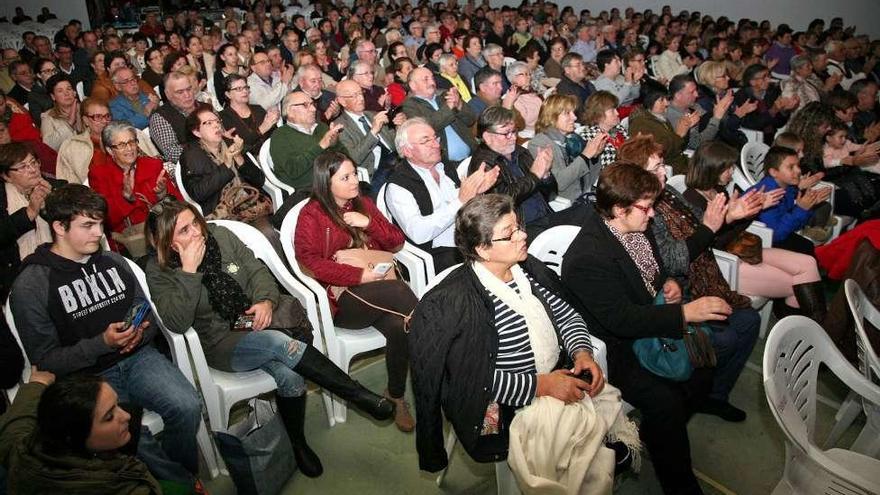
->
xmin=654 ymin=189 xmax=751 ymax=308
xmin=168 ymin=233 xmax=250 ymax=324
xmin=604 ymin=218 xmax=660 ymax=297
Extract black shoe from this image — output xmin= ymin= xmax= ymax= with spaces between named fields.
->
xmin=606 ymin=441 xmax=633 ymax=476
xmin=792 ymin=282 xmax=828 ymax=325
xmin=276 ymin=395 xmax=324 ymax=477
xmin=294 ymin=345 xmax=393 ymax=421
xmin=696 ymin=398 xmax=747 ymax=422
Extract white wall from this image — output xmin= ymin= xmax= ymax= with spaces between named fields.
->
xmin=1 ymin=0 xmax=91 ymax=30
xmin=551 ymin=0 xmax=880 ymax=39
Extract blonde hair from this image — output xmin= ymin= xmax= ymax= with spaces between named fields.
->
xmin=695 ymin=61 xmax=727 ymax=87
xmin=535 ymin=94 xmax=578 ymax=134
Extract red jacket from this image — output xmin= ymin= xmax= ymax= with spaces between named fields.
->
xmin=294 ymin=197 xmax=405 ymax=312
xmin=89 ymin=156 xmax=182 ymax=234
xmin=816 ymin=220 xmax=880 ymax=280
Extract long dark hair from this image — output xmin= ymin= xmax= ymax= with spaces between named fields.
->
xmin=310 ymin=151 xmax=369 ymax=248
xmin=37 ymin=374 xmax=104 ymax=455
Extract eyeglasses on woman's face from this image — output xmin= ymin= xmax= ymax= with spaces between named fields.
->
xmin=109 ymin=139 xmax=139 ymax=150
xmin=8 ymin=156 xmax=40 ymax=173
xmin=491 ymin=223 xmax=526 ymax=243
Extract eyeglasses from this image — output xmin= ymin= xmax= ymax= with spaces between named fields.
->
xmin=40 ymin=67 xmax=58 ymax=76
xmin=116 ymin=76 xmax=138 ymax=85
xmin=491 ymin=225 xmax=526 ymax=243
xmin=109 ymin=139 xmax=138 ymax=150
xmin=631 ymin=203 xmax=654 ymax=215
xmin=289 ymin=100 xmax=315 ymax=108
xmin=8 ymin=157 xmax=40 ymax=173
xmin=338 ymin=92 xmax=364 ymax=99
xmin=86 ymin=112 xmax=112 ymax=120
xmin=200 ymin=118 xmax=221 ymax=127
xmin=228 ymin=85 xmax=250 ymax=92
xmin=353 ymin=71 xmax=372 ymax=77
xmin=488 ymin=129 xmax=517 ymax=139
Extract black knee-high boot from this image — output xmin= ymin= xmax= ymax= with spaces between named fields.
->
xmin=793 ymin=282 xmax=828 ymax=325
xmin=293 ymin=345 xmax=394 ymax=420
xmin=276 ymin=395 xmax=323 ymax=478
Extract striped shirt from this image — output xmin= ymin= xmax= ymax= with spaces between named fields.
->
xmin=488 ymin=274 xmax=593 ymax=407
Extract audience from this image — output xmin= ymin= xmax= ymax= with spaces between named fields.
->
xmin=0 ymin=7 xmax=877 ymax=494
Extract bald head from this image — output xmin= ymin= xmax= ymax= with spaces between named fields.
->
xmin=335 ymin=80 xmax=365 ymax=114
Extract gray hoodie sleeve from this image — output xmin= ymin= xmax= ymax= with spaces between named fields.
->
xmin=10 ymin=266 xmax=115 ymax=376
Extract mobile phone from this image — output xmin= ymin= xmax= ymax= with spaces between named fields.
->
xmin=123 ymin=300 xmax=150 ymax=330
xmin=233 ymin=314 xmax=255 ymax=331
xmin=372 ymin=262 xmax=393 ymax=275
xmin=386 ymin=105 xmax=403 ymax=121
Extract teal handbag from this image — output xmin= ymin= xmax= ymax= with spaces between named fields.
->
xmin=631 ymin=292 xmax=716 ymax=382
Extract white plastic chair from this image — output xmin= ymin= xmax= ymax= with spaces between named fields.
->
xmin=122 ymin=258 xmax=224 ymax=478
xmin=822 ymin=280 xmax=880 ymax=456
xmin=456 ymin=156 xmax=472 ymax=181
xmin=256 ymin=138 xmax=295 ymax=194
xmin=173 ymin=161 xmax=204 ymax=215
xmin=740 ymin=141 xmax=770 ymax=186
xmin=279 ymin=200 xmax=388 ymax=424
xmin=375 ymin=183 xmax=437 ymax=294
xmin=194 ymin=220 xmax=334 ymax=428
xmin=75 ymin=80 xmax=85 ymax=100
xmin=667 ymin=174 xmax=687 ymax=194
xmin=356 ymin=166 xmax=370 ymax=183
xmin=763 ymin=315 xmax=880 ymax=494
xmin=245 ymin=152 xmax=284 ymax=211
xmin=739 ymin=127 xmax=764 ymax=145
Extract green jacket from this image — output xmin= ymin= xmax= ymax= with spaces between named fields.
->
xmin=628 ymin=108 xmax=689 ymax=175
xmin=270 ymin=122 xmax=344 ymax=191
xmin=145 ymin=224 xmax=280 ymax=371
xmin=0 ymin=382 xmax=162 ymax=495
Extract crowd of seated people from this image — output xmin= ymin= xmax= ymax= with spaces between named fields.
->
xmin=0 ymin=3 xmax=879 ymax=494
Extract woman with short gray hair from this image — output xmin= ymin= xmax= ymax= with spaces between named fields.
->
xmin=780 ymin=54 xmax=821 ymax=110
xmin=89 ymin=120 xmax=183 ymax=253
xmin=505 ymin=61 xmax=543 ymax=138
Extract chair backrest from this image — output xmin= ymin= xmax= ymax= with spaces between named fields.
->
xmin=252 ymin=139 xmax=294 ymax=194
xmin=259 ymin=138 xmax=275 ymax=171
xmin=667 ymin=174 xmax=687 ymax=194
xmin=739 ymin=127 xmax=764 ymax=145
xmin=527 ymin=225 xmax=581 ymax=276
xmin=844 ymin=279 xmax=880 ymax=385
xmin=424 ymin=263 xmax=463 ymax=293
xmin=456 ymin=156 xmax=472 ymax=181
xmin=763 ymin=315 xmax=880 ymax=493
xmin=740 ymin=141 xmax=769 ymax=185
xmin=279 ymin=199 xmax=344 ymax=355
xmin=121 ymin=258 xmax=196 ymax=384
xmin=3 ymin=300 xmax=30 ymax=402
xmin=173 ymin=162 xmax=204 ymax=215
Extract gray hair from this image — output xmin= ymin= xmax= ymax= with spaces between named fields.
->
xmin=295 ymin=63 xmax=321 ymax=80
xmin=825 ymin=40 xmax=844 ymax=55
xmin=438 ymin=53 xmax=458 ymax=71
xmin=482 ymin=43 xmax=503 ymax=59
xmin=110 ymin=65 xmax=134 ymax=84
xmin=454 ymin=194 xmax=516 ymax=263
xmin=101 ymin=121 xmax=138 ymax=150
xmin=506 ymin=61 xmax=529 ymax=81
xmin=790 ymin=54 xmax=811 ymax=72
xmin=347 ymin=59 xmax=372 ymax=78
xmin=394 ymin=116 xmax=431 ymax=154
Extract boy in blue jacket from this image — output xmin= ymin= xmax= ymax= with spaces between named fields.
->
xmin=747 ymin=146 xmax=832 ymax=256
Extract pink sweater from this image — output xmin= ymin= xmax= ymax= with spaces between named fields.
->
xmin=823 ymin=140 xmax=880 ymax=175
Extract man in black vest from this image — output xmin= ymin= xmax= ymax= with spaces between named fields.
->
xmin=148 ymin=71 xmax=197 ymax=164
xmin=385 ymin=117 xmax=498 ymax=271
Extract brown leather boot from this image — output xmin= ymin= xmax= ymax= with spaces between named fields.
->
xmin=384 ymin=390 xmax=415 ymax=432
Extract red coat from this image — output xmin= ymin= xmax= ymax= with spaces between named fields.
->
xmin=816 ymin=220 xmax=880 ymax=280
xmin=293 ymin=197 xmax=405 ymax=313
xmin=88 ymin=156 xmax=182 ymax=234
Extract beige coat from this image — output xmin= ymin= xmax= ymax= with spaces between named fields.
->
xmin=55 ymin=130 xmax=159 ymax=184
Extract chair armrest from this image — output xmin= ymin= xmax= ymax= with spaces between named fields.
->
xmin=747 ymin=221 xmax=773 ymax=248
xmin=713 ymin=249 xmax=740 ymax=291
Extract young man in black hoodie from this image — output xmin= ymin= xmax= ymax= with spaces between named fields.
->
xmin=8 ymin=184 xmax=202 ymax=487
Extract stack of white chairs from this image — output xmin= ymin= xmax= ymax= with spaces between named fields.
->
xmin=822 ymin=280 xmax=880 ymax=457
xmin=764 ymin=315 xmax=880 ymax=494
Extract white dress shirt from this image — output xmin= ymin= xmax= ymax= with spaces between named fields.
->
xmin=386 ymin=162 xmax=461 ymax=248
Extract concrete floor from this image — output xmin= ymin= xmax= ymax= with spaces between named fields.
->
xmin=202 ymin=322 xmax=864 ymax=495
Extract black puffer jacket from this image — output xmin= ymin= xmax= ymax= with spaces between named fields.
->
xmin=408 ymin=255 xmax=579 ymax=472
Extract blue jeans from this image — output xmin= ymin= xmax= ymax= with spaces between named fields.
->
xmin=230 ymin=330 xmax=308 ymax=397
xmin=99 ymin=345 xmax=201 ymax=481
xmin=709 ymin=307 xmax=760 ymax=401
